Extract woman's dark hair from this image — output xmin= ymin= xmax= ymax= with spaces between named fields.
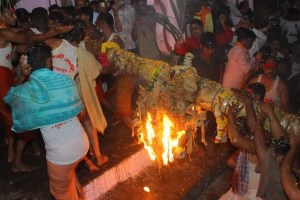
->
xmin=25 ymin=42 xmax=52 ymax=72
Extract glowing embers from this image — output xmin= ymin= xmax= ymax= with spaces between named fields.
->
xmin=139 ymin=113 xmax=185 ymax=165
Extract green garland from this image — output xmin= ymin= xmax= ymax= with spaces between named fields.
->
xmin=148 ymin=66 xmax=163 ymax=91
xmin=0 ymin=0 xmax=20 ymax=13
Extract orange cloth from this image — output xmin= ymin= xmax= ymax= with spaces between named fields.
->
xmin=0 ymin=22 xmax=7 ymax=29
xmin=47 ymin=159 xmax=84 ymax=200
xmin=115 ymin=74 xmax=135 ymax=117
xmin=194 ymin=6 xmax=213 ymax=32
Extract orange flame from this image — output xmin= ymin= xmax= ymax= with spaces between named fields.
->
xmin=140 ymin=113 xmax=185 ymax=165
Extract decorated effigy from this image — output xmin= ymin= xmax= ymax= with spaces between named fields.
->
xmin=105 ymin=47 xmax=300 ymax=168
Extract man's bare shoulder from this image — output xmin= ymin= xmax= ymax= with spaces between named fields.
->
xmin=45 ymin=38 xmax=63 ymax=50
xmin=278 ymin=78 xmax=289 ymax=90
xmin=0 ymin=28 xmax=14 ymax=46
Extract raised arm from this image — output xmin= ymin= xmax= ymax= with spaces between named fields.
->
xmin=241 ymin=91 xmax=257 ymax=133
xmin=254 ymin=108 xmax=268 ymax=163
xmin=131 ymin=19 xmax=138 ymax=41
xmin=112 ymin=0 xmax=123 ymax=32
xmin=278 ymin=80 xmax=290 ymax=111
xmin=280 ymin=134 xmax=300 ymax=200
xmin=0 ymin=26 xmax=73 ymax=44
xmin=227 ymin=104 xmax=256 ymax=153
xmin=260 ymin=103 xmax=287 ymax=139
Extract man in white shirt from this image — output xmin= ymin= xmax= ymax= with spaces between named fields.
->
xmin=230 ymin=20 xmax=267 ymax=58
xmin=4 ymin=42 xmax=89 ymax=200
xmin=223 ymin=28 xmax=256 ymax=89
xmin=111 ymin=0 xmax=136 ymax=51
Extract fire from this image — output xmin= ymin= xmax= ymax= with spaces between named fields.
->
xmin=140 ymin=113 xmax=185 ymax=165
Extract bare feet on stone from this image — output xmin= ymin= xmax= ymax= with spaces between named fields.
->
xmin=11 ymin=163 xmax=38 ymax=173
xmin=96 ymin=155 xmax=108 ymax=167
xmin=7 ymin=153 xmax=15 ymax=163
xmin=85 ymin=159 xmax=99 ymax=173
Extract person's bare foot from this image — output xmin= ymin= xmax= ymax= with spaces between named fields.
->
xmin=85 ymin=159 xmax=99 ymax=173
xmin=11 ymin=163 xmax=38 ymax=173
xmin=96 ymin=156 xmax=108 ymax=167
xmin=7 ymin=152 xmax=15 ymax=163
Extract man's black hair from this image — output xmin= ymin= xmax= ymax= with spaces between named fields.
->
xmin=236 ymin=27 xmax=256 ymax=42
xmin=48 ymin=4 xmax=60 ymax=13
xmin=61 ymin=6 xmax=77 ymax=18
xmin=25 ymin=42 xmax=52 ymax=72
xmin=31 ymin=7 xmax=48 ymax=28
xmin=136 ymin=0 xmax=147 ymax=4
xmin=89 ymin=0 xmax=99 ymax=9
xmin=190 ymin=19 xmax=203 ymax=27
xmin=15 ymin=8 xmax=30 ymax=23
xmin=97 ymin=13 xmax=114 ymax=30
xmin=247 ymin=82 xmax=266 ymax=101
xmin=62 ymin=19 xmax=84 ymax=43
xmin=48 ymin=11 xmax=65 ymax=23
xmin=78 ymin=6 xmax=93 ymax=23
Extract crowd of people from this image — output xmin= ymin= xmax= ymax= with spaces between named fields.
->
xmin=0 ymin=0 xmax=300 ymax=199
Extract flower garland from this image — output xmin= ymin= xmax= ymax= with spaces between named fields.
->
xmin=148 ymin=65 xmax=163 ymax=91
xmin=101 ymin=41 xmax=120 ymax=53
xmin=98 ymin=41 xmax=120 ymax=68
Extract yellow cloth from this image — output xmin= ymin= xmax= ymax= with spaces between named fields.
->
xmin=194 ymin=6 xmax=213 ymax=33
xmin=77 ymin=47 xmax=107 ymax=133
xmin=101 ymin=41 xmax=120 ymax=53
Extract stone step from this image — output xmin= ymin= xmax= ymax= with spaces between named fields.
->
xmin=99 ymin=142 xmax=234 ymax=200
xmin=84 ymin=149 xmax=151 ymax=200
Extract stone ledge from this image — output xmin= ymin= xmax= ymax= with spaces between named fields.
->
xmin=101 ymin=142 xmax=234 ymax=200
xmin=84 ymin=149 xmax=151 ymax=200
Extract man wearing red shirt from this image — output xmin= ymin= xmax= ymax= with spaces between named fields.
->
xmin=174 ymin=19 xmax=203 ymax=55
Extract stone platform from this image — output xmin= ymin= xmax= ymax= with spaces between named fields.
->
xmin=100 ymin=139 xmax=233 ymax=200
xmin=0 ymin=119 xmax=234 ymax=200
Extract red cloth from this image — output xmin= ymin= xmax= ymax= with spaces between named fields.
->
xmin=215 ymin=26 xmax=234 ymax=46
xmin=0 ymin=66 xmax=37 ymax=140
xmin=0 ymin=67 xmax=14 ymax=137
xmin=175 ymin=36 xmax=201 ymax=55
xmin=95 ymin=80 xmax=106 ymax=102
